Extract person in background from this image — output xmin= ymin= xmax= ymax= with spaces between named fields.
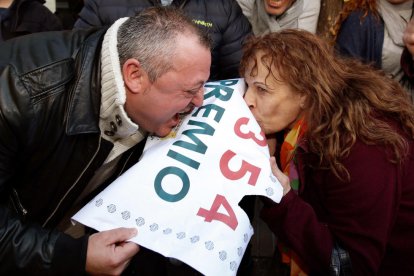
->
xmin=402 ymin=17 xmax=414 ymax=96
xmin=240 ymin=29 xmax=414 ymax=275
xmin=333 ymin=0 xmax=413 ymax=100
xmin=0 ymin=0 xmax=62 ymax=41
xmin=235 ymin=0 xmax=321 ymax=35
xmin=55 ymin=0 xmax=84 ymax=29
xmin=73 ymin=0 xmax=252 ymax=81
xmin=0 ymin=6 xmax=211 ymax=275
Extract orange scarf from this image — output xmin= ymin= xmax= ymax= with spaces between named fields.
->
xmin=278 ymin=118 xmax=308 ymax=276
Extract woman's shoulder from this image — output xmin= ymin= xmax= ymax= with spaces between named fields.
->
xmin=343 ymin=8 xmax=382 ymax=27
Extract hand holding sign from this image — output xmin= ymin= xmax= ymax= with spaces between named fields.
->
xmin=73 ymin=79 xmax=283 ymax=275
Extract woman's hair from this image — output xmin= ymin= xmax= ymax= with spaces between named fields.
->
xmin=331 ymin=0 xmax=379 ymax=41
xmin=240 ymin=29 xmax=414 ymax=180
xmin=117 ymin=6 xmax=211 ymax=83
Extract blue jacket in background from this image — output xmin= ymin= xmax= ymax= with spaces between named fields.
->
xmin=335 ymin=10 xmax=384 ymax=69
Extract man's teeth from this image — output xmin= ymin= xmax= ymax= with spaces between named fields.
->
xmin=178 ymin=112 xmax=187 ymax=119
xmin=178 ymin=109 xmax=192 ymax=115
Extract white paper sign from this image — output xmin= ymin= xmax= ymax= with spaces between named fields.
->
xmin=73 ymin=79 xmax=283 ymax=275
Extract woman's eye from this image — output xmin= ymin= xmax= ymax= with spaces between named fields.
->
xmin=257 ymin=86 xmax=266 ymax=93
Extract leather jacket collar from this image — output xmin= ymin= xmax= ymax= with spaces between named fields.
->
xmin=66 ymin=29 xmax=105 ymax=136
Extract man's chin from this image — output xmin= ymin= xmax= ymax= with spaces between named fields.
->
xmin=153 ymin=127 xmax=174 ymax=138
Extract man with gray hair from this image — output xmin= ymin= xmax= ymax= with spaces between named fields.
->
xmin=0 ymin=6 xmax=211 ymax=275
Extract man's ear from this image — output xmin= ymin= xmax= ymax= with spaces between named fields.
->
xmin=122 ymin=58 xmax=147 ymax=94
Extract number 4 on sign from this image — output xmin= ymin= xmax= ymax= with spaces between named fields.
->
xmin=197 ymin=194 xmax=238 ymax=230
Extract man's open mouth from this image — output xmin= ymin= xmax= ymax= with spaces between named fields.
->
xmin=176 ymin=107 xmax=194 ymax=120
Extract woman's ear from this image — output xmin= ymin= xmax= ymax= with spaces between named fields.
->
xmin=122 ymin=58 xmax=147 ymax=94
xmin=299 ymin=93 xmax=307 ymax=109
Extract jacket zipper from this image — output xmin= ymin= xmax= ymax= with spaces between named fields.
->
xmin=117 ymin=150 xmax=134 ymax=177
xmin=11 ymin=188 xmax=28 ymax=217
xmin=42 ymin=137 xmax=101 ymax=227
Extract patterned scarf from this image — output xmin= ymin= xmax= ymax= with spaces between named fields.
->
xmin=280 ymin=117 xmax=306 ymax=191
xmin=279 ymin=118 xmax=307 ymax=276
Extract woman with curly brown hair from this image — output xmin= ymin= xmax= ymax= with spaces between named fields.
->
xmin=240 ymin=29 xmax=414 ymax=275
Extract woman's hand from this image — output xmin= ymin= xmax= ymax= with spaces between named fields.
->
xmin=270 ymin=156 xmax=291 ymax=196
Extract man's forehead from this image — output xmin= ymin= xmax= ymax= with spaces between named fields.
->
xmin=155 ymin=65 xmax=208 ymax=88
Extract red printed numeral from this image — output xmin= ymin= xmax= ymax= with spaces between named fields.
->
xmin=197 ymin=194 xmax=238 ymax=230
xmin=234 ymin=117 xmax=267 ymax=146
xmin=220 ymin=150 xmax=260 ymax=186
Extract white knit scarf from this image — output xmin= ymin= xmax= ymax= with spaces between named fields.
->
xmin=99 ymin=17 xmax=146 ymax=164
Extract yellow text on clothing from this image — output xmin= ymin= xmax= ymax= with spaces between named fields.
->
xmin=192 ymin=19 xmax=213 ymax=28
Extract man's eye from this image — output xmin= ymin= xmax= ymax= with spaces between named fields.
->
xmin=184 ymin=90 xmax=198 ymax=98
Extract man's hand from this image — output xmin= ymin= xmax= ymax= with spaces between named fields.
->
xmin=403 ymin=18 xmax=414 ymax=57
xmin=86 ymin=227 xmax=140 ymax=276
xmin=270 ymin=157 xmax=291 ymax=196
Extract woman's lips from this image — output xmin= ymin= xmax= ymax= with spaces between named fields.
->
xmin=267 ymin=0 xmax=283 ymax=8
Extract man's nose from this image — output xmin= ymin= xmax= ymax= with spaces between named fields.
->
xmin=191 ymin=87 xmax=204 ymax=107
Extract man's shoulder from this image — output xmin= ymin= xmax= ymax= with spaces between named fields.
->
xmin=0 ymin=28 xmax=105 ymax=76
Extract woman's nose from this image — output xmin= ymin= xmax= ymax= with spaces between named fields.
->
xmin=243 ymin=89 xmax=254 ymax=109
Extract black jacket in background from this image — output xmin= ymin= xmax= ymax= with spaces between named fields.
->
xmin=0 ymin=0 xmax=62 ymax=42
xmin=74 ymin=0 xmax=252 ymax=81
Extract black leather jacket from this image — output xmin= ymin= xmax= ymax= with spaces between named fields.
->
xmin=0 ymin=28 xmax=144 ymax=275
xmin=74 ymin=0 xmax=252 ymax=81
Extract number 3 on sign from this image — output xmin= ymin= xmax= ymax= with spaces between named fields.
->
xmin=197 ymin=117 xmax=267 ymax=230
